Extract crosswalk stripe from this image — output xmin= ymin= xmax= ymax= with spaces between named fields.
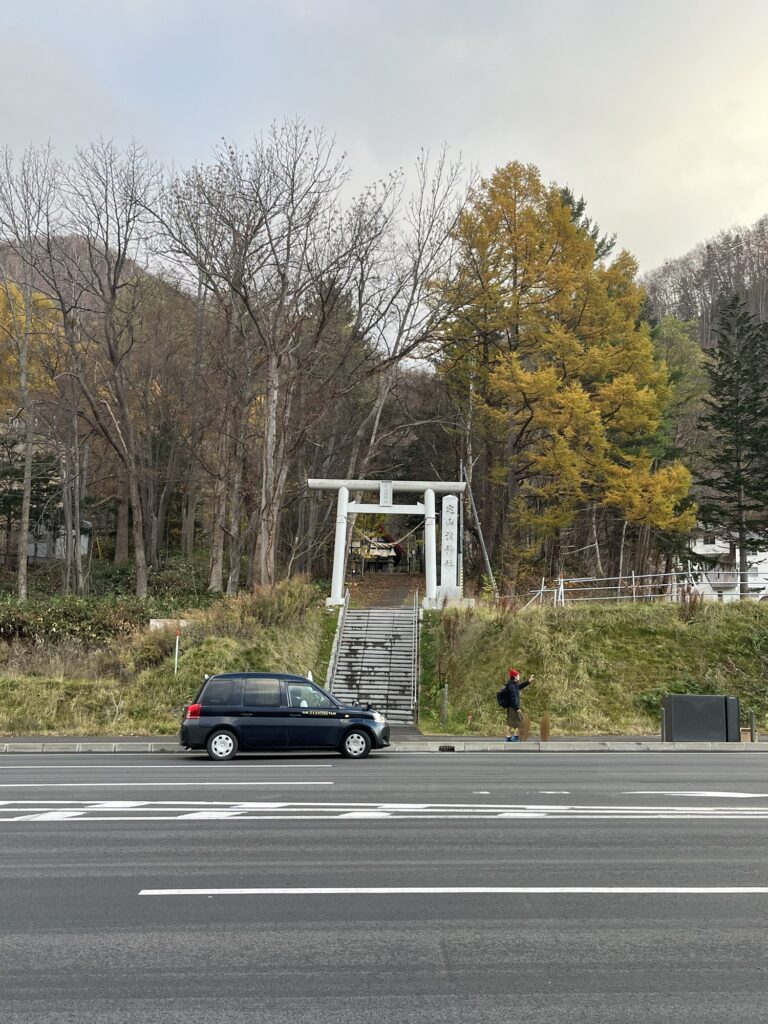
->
xmin=4 ymin=799 xmax=768 ymax=823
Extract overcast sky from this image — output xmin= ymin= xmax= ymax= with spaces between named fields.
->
xmin=3 ymin=0 xmax=768 ymax=270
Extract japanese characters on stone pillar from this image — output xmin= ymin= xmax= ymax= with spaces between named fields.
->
xmin=439 ymin=494 xmax=461 ymax=599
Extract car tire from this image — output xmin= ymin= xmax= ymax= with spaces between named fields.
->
xmin=340 ymin=728 xmax=371 ymax=759
xmin=206 ymin=729 xmax=238 ymax=761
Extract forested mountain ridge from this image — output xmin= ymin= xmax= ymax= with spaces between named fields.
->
xmin=0 ymin=125 xmax=758 ymax=601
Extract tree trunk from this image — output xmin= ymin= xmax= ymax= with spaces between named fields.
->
xmin=181 ymin=461 xmax=198 ymax=558
xmin=738 ymin=489 xmax=749 ymax=599
xmin=588 ymin=504 xmax=604 ymax=578
xmin=207 ymin=423 xmax=229 ymax=593
xmin=71 ymin=417 xmax=85 ymax=595
xmin=60 ymin=446 xmax=73 ymax=594
xmin=155 ymin=446 xmax=178 ymax=564
xmin=226 ymin=405 xmax=249 ymax=596
xmin=257 ymin=351 xmax=287 ymax=587
xmin=149 ymin=442 xmax=179 ymax=566
xmin=114 ymin=477 xmax=130 ymax=564
xmin=14 ymin=273 xmax=34 ymax=600
xmin=16 ymin=401 xmax=33 ymax=600
xmin=617 ymin=519 xmax=627 ymax=587
xmin=128 ymin=466 xmax=149 ymax=598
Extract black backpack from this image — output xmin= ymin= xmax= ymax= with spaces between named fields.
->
xmin=496 ymin=683 xmax=511 ymax=708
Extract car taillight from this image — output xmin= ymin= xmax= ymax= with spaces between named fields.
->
xmin=186 ymin=703 xmax=202 ymax=719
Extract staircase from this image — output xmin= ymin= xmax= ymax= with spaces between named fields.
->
xmin=329 ymin=603 xmax=419 ymax=723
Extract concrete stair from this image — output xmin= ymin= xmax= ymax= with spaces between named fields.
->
xmin=330 ymin=607 xmax=418 ymax=723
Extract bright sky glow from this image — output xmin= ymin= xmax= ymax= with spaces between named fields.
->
xmin=3 ymin=0 xmax=768 ymax=269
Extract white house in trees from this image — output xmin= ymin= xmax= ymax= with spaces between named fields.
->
xmin=689 ymin=530 xmax=768 ymax=601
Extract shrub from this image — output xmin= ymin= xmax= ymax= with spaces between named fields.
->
xmin=633 ymin=677 xmax=721 ymax=717
xmin=0 ymin=596 xmax=151 ymax=647
xmin=200 ymin=578 xmax=318 ymax=634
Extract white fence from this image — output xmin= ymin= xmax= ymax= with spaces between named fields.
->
xmin=522 ymin=568 xmax=768 ymax=608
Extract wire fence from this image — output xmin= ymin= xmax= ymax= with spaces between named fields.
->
xmin=521 ymin=568 xmax=768 ymax=608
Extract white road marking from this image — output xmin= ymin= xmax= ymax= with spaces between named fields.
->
xmin=472 ymin=791 xmax=490 ymax=795
xmin=540 ymin=791 xmax=570 ymax=795
xmin=229 ymin=802 xmax=287 ymax=810
xmin=3 ymin=799 xmax=768 ymax=823
xmin=338 ymin=811 xmax=392 ymax=818
xmin=497 ymin=812 xmax=548 ymax=818
xmin=0 ymin=764 xmax=334 ymax=770
xmin=139 ymin=886 xmax=768 ymax=897
xmin=377 ymin=804 xmax=429 ymax=810
xmin=86 ymin=801 xmax=147 ymax=809
xmin=17 ymin=810 xmax=85 ymax=821
xmin=177 ymin=810 xmax=245 ymax=819
xmin=0 ymin=781 xmax=333 ymax=788
xmin=626 ymin=791 xmax=768 ymax=799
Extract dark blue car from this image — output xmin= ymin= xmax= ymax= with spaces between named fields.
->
xmin=180 ymin=672 xmax=390 ymax=761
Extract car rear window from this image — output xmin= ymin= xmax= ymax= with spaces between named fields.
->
xmin=201 ymin=678 xmax=236 ymax=705
xmin=243 ymin=677 xmax=281 ymax=707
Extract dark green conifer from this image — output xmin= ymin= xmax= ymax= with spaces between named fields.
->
xmin=698 ymin=295 xmax=768 ymax=596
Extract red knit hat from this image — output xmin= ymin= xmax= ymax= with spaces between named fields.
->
xmin=508 ymin=668 xmax=520 ymax=679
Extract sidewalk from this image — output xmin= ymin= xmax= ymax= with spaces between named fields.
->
xmin=1 ymin=733 xmax=767 ymax=753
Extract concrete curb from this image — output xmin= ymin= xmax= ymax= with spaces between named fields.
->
xmin=1 ymin=740 xmax=768 ymax=754
xmin=390 ymin=740 xmax=768 ymax=753
xmin=0 ymin=741 xmax=184 ymax=754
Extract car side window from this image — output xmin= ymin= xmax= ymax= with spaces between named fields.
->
xmin=202 ymin=678 xmax=236 ymax=705
xmin=243 ymin=678 xmax=281 ymax=707
xmin=287 ymin=683 xmax=333 ymax=709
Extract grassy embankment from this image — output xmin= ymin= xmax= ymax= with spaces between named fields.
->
xmin=419 ymin=602 xmax=768 ymax=736
xmin=5 ymin=578 xmax=768 ymax=738
xmin=0 ymin=579 xmax=338 ymax=736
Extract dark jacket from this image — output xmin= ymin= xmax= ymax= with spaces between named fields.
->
xmin=503 ymin=678 xmax=531 ymax=711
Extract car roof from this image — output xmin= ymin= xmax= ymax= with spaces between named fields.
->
xmin=205 ymin=672 xmax=311 ymax=681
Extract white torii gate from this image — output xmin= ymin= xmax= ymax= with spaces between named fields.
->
xmin=307 ymin=478 xmax=466 ymax=607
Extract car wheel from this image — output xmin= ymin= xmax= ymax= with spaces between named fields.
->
xmin=207 ymin=729 xmax=238 ymax=761
xmin=341 ymin=729 xmax=371 ymax=759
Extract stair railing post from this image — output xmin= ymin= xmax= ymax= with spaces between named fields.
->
xmin=326 ymin=588 xmax=350 ymax=692
xmin=412 ymin=589 xmax=420 ymax=722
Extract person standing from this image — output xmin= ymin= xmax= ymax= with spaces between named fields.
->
xmin=500 ymin=668 xmax=534 ymax=742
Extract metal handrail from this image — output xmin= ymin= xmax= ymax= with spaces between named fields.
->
xmin=520 ymin=567 xmax=768 ymax=607
xmin=326 ymin=588 xmax=350 ymax=692
xmin=411 ymin=589 xmax=420 ymax=722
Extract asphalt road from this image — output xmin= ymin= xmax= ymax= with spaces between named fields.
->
xmin=3 ymin=750 xmax=768 ymax=1022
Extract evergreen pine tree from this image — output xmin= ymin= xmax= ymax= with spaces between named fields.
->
xmin=698 ymin=295 xmax=768 ymax=597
